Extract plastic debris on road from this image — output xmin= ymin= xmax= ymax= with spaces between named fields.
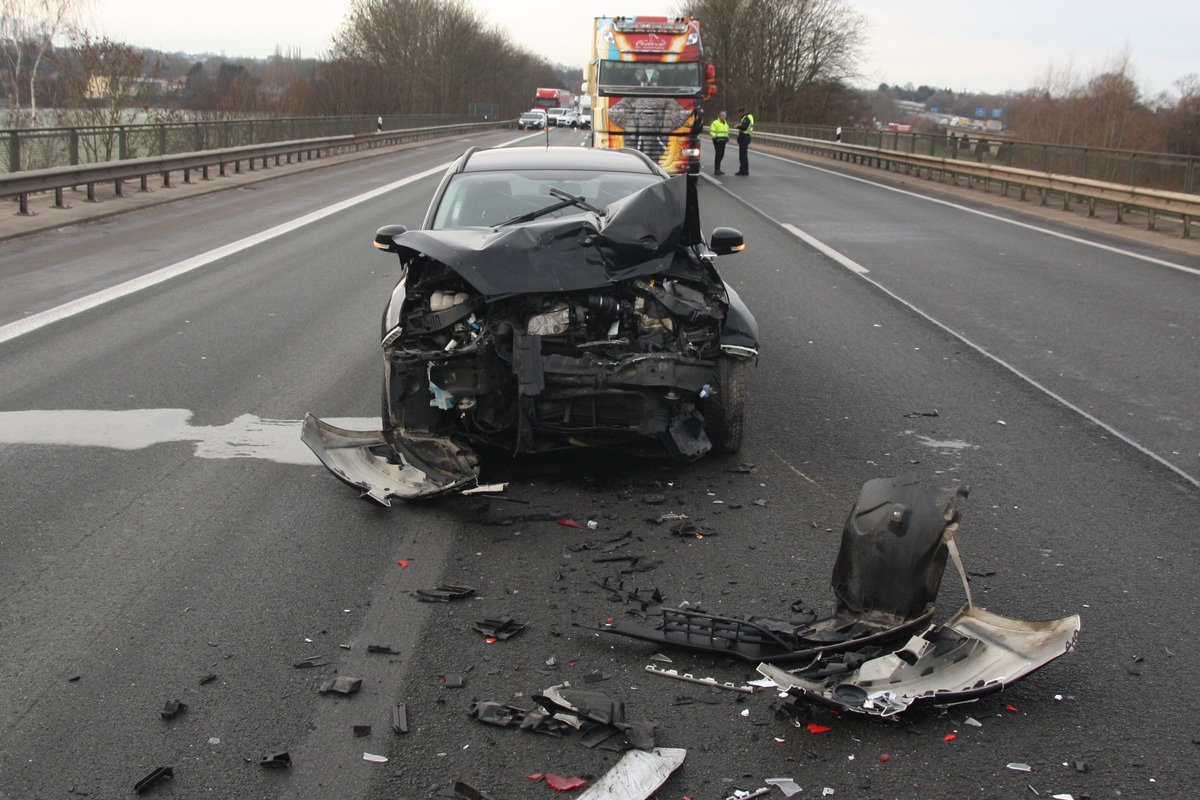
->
xmin=160 ymin=700 xmax=187 ymax=719
xmin=363 ymin=752 xmax=388 ymax=763
xmin=474 ymin=617 xmax=527 ymax=639
xmin=319 ymin=676 xmax=363 ymax=695
xmin=134 ymin=766 xmax=174 ymax=794
xmin=573 ymin=747 xmax=685 ymax=800
xmin=259 ymin=752 xmax=292 ymax=769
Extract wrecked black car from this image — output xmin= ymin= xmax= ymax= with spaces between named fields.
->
xmin=303 ymin=146 xmax=758 ymax=503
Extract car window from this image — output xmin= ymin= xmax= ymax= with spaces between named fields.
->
xmin=431 ymin=170 xmax=663 ymax=229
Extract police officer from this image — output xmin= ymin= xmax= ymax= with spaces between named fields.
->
xmin=709 ymin=110 xmax=730 ymax=175
xmin=735 ymin=107 xmax=754 ymax=175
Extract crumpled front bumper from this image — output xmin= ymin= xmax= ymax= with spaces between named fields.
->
xmin=300 ymin=414 xmax=478 ymax=504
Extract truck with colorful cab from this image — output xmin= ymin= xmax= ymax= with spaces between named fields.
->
xmin=585 ymin=16 xmax=716 ymax=174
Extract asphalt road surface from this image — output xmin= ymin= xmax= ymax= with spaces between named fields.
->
xmin=1 ymin=127 xmax=1197 ymax=799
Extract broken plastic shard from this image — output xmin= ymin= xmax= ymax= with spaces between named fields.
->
xmin=643 ymin=665 xmax=754 ymax=694
xmin=353 ymin=724 xmax=372 ymax=736
xmin=442 ymin=673 xmax=465 ymax=688
xmin=1007 ymin=763 xmax=1033 ymax=772
xmin=319 ymin=676 xmax=363 ymax=695
xmin=367 ymin=644 xmax=399 ymax=654
xmin=392 ymin=703 xmax=409 ymax=734
xmin=134 ymin=767 xmax=173 ymax=794
xmin=461 ymin=482 xmax=508 ymax=495
xmin=198 ymin=673 xmax=217 ymax=685
xmin=765 ymin=779 xmax=803 ymax=798
xmin=452 ymin=782 xmax=500 ymax=800
xmin=363 ymin=752 xmax=388 ymax=763
xmin=416 ymin=583 xmax=476 ymax=602
xmin=300 ymin=413 xmax=478 ymax=504
xmin=575 ymin=747 xmax=686 ymax=800
xmin=473 ymin=617 xmax=526 ymax=639
xmin=160 ymin=699 xmax=187 ymax=719
xmin=293 ymin=656 xmax=327 ymax=668
xmin=545 ymin=773 xmax=587 ymax=791
xmin=259 ymin=752 xmax=292 ymax=769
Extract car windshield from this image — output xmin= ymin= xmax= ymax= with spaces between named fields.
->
xmin=431 ymin=169 xmax=663 ymax=229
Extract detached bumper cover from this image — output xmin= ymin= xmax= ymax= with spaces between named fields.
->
xmin=300 ymin=413 xmax=478 ymax=504
xmin=758 ymin=604 xmax=1081 ymax=717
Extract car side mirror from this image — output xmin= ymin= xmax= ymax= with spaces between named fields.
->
xmin=710 ymin=227 xmax=745 ymax=256
xmin=373 ymin=224 xmax=408 ymax=253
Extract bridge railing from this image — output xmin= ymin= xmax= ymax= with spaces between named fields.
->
xmin=761 ymin=124 xmax=1200 ymax=196
xmin=756 ymin=131 xmax=1199 ymax=238
xmin=1 ymin=115 xmax=486 ymax=174
xmin=0 ymin=121 xmax=508 ymax=216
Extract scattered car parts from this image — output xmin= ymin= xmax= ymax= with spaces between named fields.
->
xmin=593 ymin=476 xmax=961 ymax=662
xmin=595 ymin=475 xmax=1081 ymax=715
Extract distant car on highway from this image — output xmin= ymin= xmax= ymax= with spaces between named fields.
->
xmin=579 ymin=111 xmax=592 ymax=130
xmin=557 ymin=109 xmax=581 ymax=128
xmin=518 ymin=110 xmax=547 ymax=130
xmin=544 ymin=108 xmax=570 ymax=127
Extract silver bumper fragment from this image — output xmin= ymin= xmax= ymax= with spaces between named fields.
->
xmin=300 ymin=413 xmax=477 ymax=504
xmin=757 ymin=604 xmax=1081 ymax=717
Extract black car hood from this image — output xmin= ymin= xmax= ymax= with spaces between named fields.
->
xmin=392 ymin=175 xmax=693 ymax=298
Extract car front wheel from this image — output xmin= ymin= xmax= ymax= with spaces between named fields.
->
xmin=704 ymin=356 xmax=746 ymax=454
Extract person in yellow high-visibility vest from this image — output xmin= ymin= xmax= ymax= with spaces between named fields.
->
xmin=709 ymin=110 xmax=730 ymax=175
xmin=736 ymin=107 xmax=755 ymax=175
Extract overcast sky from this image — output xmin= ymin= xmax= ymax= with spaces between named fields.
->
xmin=96 ymin=0 xmax=1198 ymax=98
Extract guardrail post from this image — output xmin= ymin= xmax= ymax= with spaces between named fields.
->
xmin=69 ymin=129 xmax=79 ymax=165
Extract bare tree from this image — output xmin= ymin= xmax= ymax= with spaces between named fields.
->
xmin=322 ymin=0 xmax=560 ymax=118
xmin=0 ymin=0 xmax=89 ymax=123
xmin=677 ymin=0 xmax=866 ymax=123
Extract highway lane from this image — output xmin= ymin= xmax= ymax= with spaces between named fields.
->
xmin=0 ymin=128 xmax=1197 ymax=799
xmin=713 ymin=147 xmax=1200 ymax=486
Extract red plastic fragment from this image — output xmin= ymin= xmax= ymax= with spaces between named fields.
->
xmin=879 ymin=753 xmax=891 ymax=763
xmin=1005 ymin=704 xmax=1019 ymax=712
xmin=556 ymin=519 xmax=583 ymax=529
xmin=486 ymin=637 xmax=498 ymax=644
xmin=545 ymin=773 xmax=586 ymax=791
xmin=397 ymin=560 xmax=409 ymax=567
xmin=806 ymin=723 xmax=831 ymax=734
xmin=944 ymin=734 xmax=956 ymax=742
xmin=527 ymin=773 xmax=544 ymax=781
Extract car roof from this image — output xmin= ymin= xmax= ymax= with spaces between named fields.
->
xmin=459 ymin=146 xmax=664 ymax=176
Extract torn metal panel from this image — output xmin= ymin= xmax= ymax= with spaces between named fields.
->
xmin=300 ymin=413 xmax=477 ymax=504
xmin=575 ymin=747 xmax=686 ymax=800
xmin=758 ymin=604 xmax=1081 ymax=717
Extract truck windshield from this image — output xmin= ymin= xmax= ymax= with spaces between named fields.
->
xmin=597 ymin=61 xmax=702 ymax=94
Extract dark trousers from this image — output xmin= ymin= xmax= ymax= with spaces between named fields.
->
xmin=713 ymin=138 xmax=727 ymax=172
xmin=737 ymin=133 xmax=751 ymax=174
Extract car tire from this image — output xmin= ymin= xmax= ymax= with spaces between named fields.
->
xmin=705 ymin=356 xmax=746 ymax=454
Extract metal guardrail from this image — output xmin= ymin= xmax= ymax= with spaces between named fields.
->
xmin=758 ymin=133 xmax=1198 ymax=239
xmin=760 ymin=123 xmax=1200 ymax=196
xmin=0 ymin=122 xmax=507 ymax=216
xmin=1 ymin=114 xmax=483 ymax=174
